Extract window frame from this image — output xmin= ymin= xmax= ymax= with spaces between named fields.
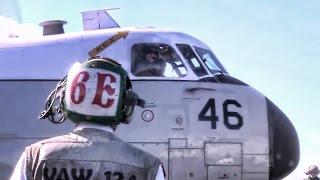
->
xmin=193 ymin=46 xmax=228 ymax=74
xmin=176 ymin=44 xmax=209 ymax=77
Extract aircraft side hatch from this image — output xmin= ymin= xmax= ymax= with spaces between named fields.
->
xmin=171 ymin=158 xmax=202 ymax=179
xmin=208 ymin=166 xmax=241 ymax=180
xmin=169 ymin=141 xmax=242 ymax=179
xmin=205 ymin=143 xmax=242 ymax=180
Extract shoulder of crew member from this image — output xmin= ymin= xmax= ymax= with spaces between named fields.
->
xmin=24 ymin=133 xmax=80 ymax=155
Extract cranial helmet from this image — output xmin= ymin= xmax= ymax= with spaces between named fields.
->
xmin=39 ymin=57 xmax=144 ymax=126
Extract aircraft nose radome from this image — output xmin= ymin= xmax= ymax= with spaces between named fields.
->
xmin=266 ymin=98 xmax=300 ymax=180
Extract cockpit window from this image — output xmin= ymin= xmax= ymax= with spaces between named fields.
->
xmin=194 ymin=46 xmax=227 ymax=74
xmin=131 ymin=43 xmax=187 ymax=77
xmin=176 ymin=44 xmax=208 ymax=77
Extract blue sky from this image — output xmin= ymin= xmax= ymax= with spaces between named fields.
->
xmin=1 ymin=0 xmax=320 ymax=179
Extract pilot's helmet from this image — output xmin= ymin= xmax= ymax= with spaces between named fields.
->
xmin=62 ymin=57 xmax=143 ymax=126
xmin=142 ymin=46 xmax=159 ymax=56
xmin=305 ymin=165 xmax=320 ymax=175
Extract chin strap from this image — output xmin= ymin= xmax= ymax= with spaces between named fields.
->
xmin=39 ymin=76 xmax=67 ymax=124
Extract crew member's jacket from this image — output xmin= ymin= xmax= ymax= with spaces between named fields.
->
xmin=24 ymin=128 xmax=161 ymax=179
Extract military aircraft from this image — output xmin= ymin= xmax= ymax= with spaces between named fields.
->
xmin=0 ymin=10 xmax=299 ymax=180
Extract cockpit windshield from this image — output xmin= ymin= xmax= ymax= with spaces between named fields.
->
xmin=131 ymin=43 xmax=187 ymax=77
xmin=194 ymin=46 xmax=227 ymax=74
xmin=176 ymin=44 xmax=208 ymax=77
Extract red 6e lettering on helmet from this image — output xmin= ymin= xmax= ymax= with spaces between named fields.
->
xmin=70 ymin=71 xmax=89 ymax=104
xmin=65 ymin=62 xmax=121 ymax=117
xmin=70 ymin=71 xmax=117 ymax=108
xmin=92 ymin=73 xmax=116 ymax=108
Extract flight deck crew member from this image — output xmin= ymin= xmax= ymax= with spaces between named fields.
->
xmin=304 ymin=165 xmax=320 ymax=180
xmin=10 ymin=57 xmax=165 ymax=180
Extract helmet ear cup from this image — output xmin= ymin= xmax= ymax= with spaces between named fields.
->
xmin=120 ymin=90 xmax=138 ymax=124
xmin=122 ymin=105 xmax=134 ymax=124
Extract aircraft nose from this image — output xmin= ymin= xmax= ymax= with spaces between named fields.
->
xmin=266 ymin=98 xmax=300 ymax=179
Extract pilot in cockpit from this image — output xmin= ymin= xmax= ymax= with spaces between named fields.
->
xmin=133 ymin=46 xmax=166 ymax=76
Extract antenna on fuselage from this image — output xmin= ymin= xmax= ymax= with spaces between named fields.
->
xmin=81 ymin=8 xmax=120 ymax=31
